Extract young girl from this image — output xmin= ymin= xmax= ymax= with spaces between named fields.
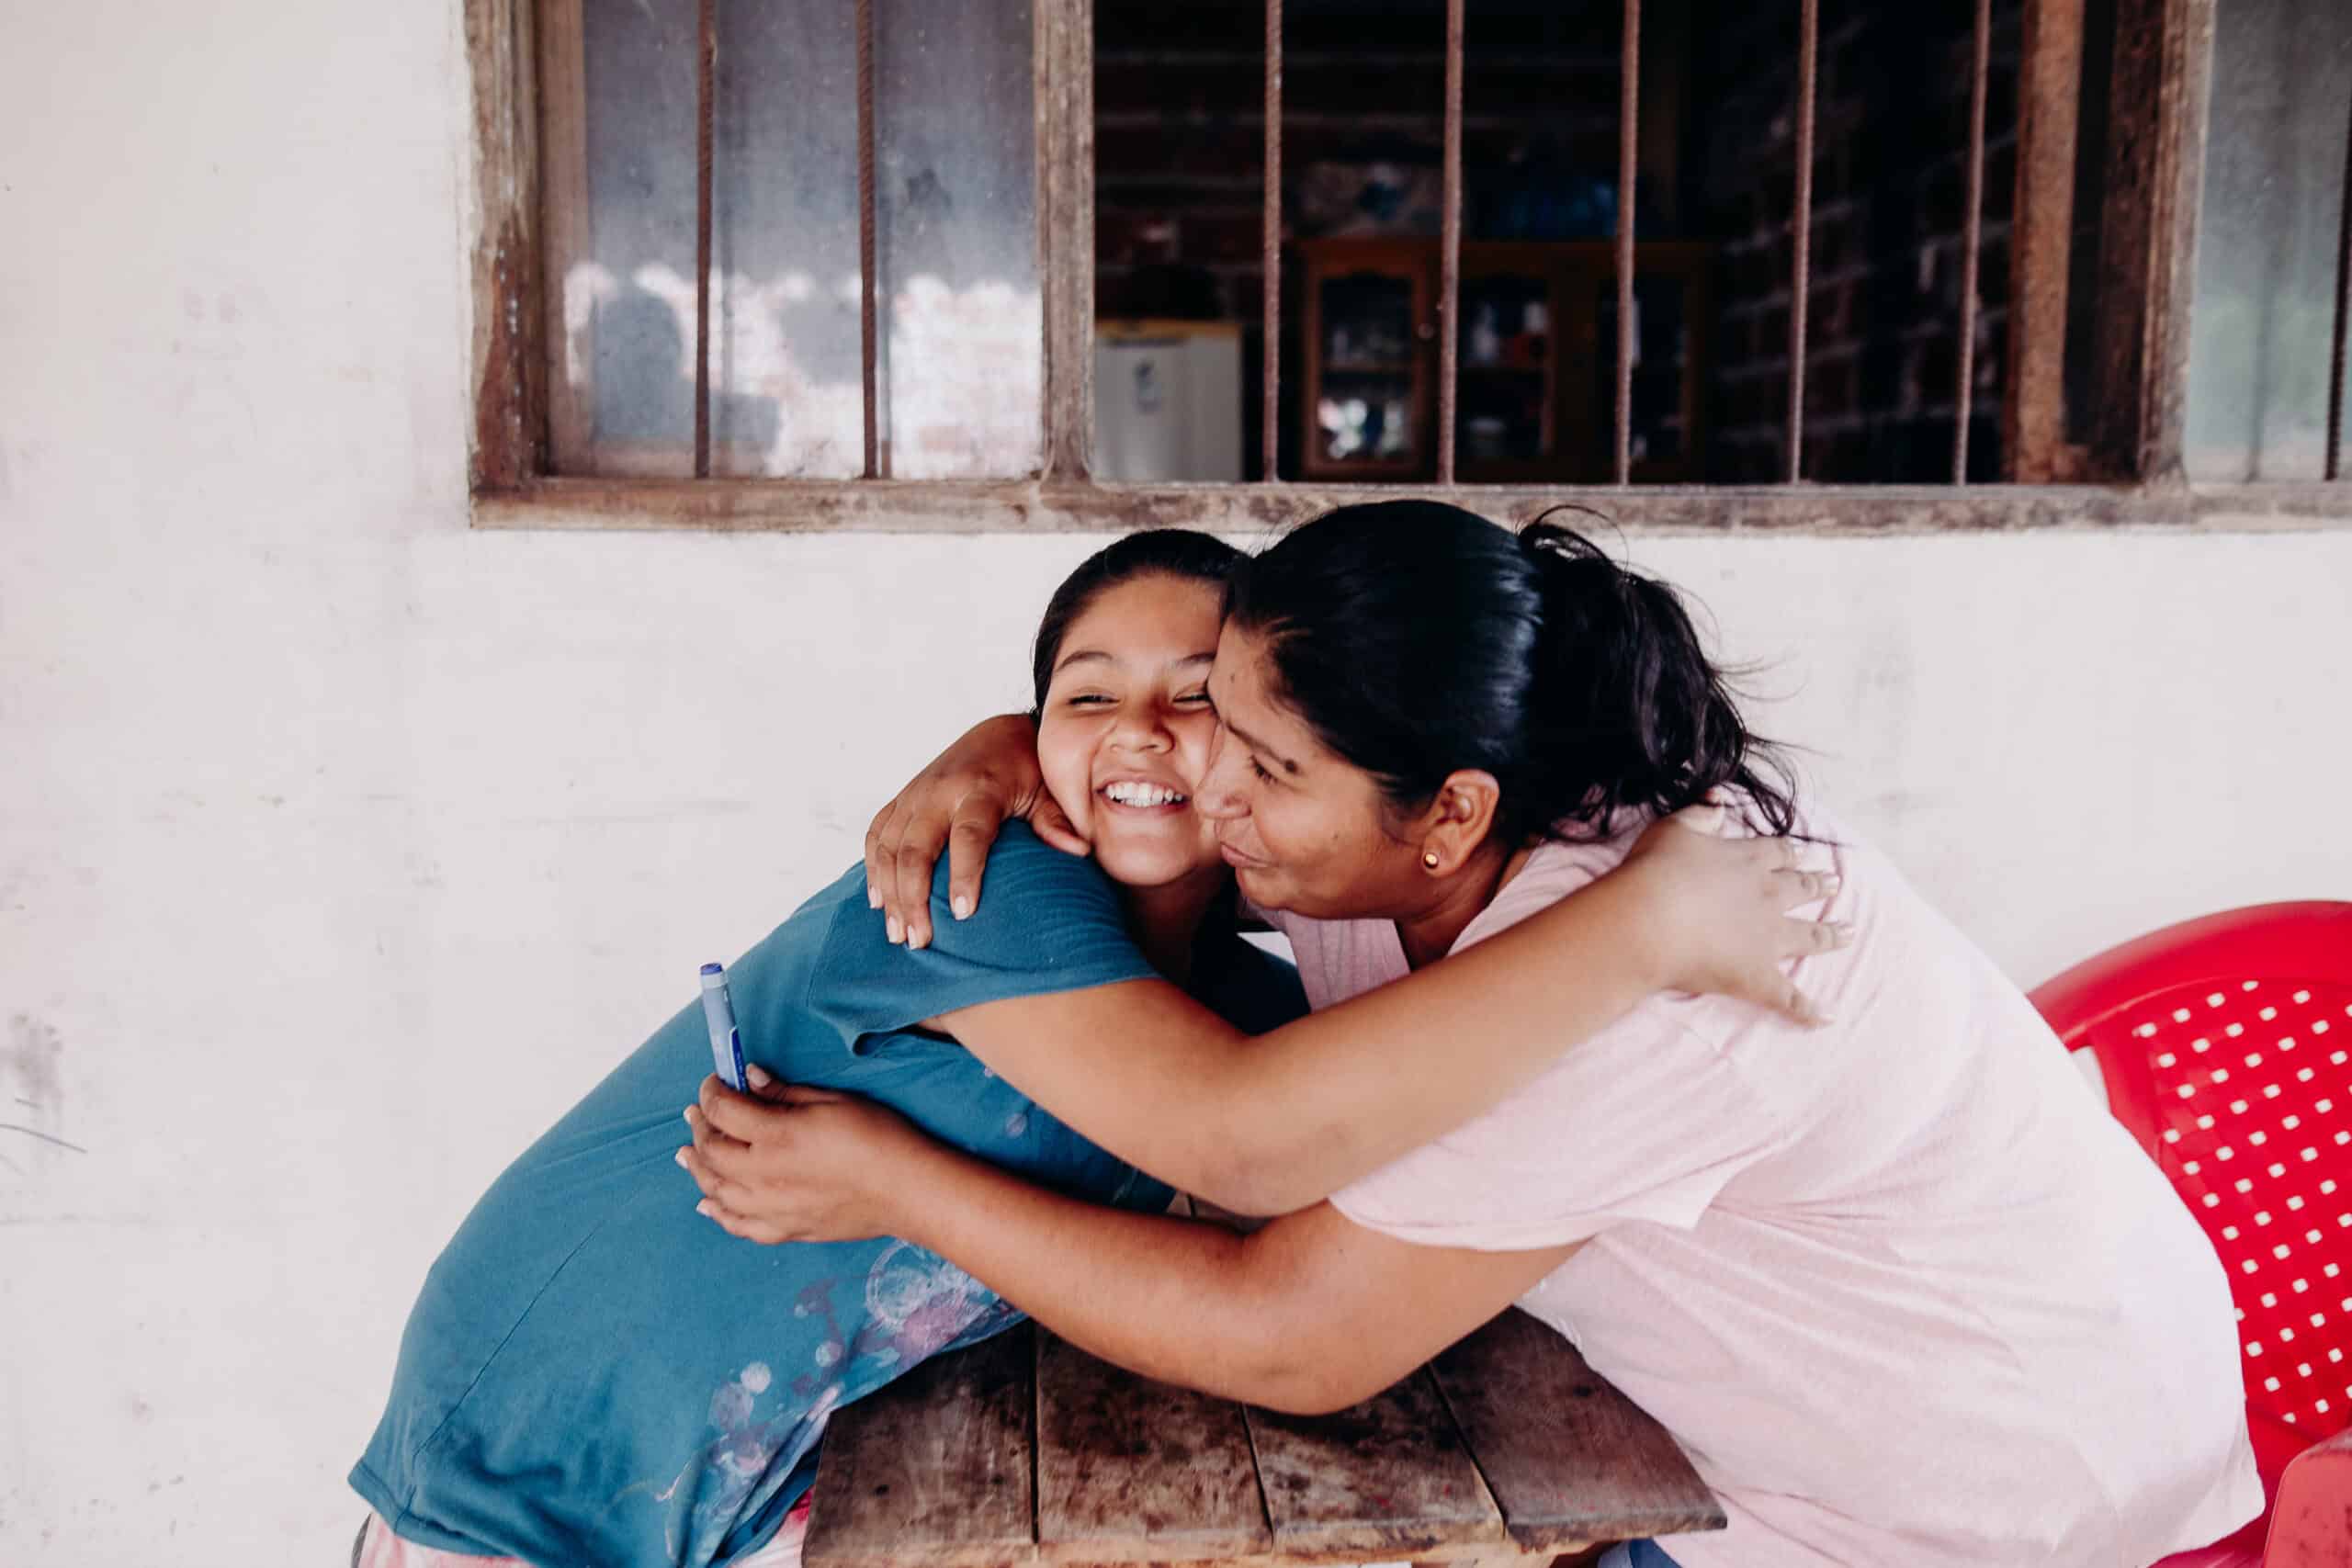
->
xmin=687 ymin=502 xmax=2260 ymax=1568
xmin=352 ymin=528 xmax=1831 ymax=1568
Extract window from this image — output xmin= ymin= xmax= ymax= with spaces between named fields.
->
xmin=541 ymin=0 xmax=1043 ymax=480
xmin=463 ymin=0 xmax=2352 ymax=533
xmin=2186 ymin=0 xmax=2352 ymax=481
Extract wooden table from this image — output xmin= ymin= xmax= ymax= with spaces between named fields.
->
xmin=804 ymin=1308 xmax=1723 ymax=1568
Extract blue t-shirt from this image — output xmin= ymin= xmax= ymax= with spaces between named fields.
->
xmin=351 ymin=826 xmax=1305 ymax=1567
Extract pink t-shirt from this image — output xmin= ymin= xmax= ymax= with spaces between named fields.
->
xmin=1264 ymin=809 xmax=2261 ymax=1568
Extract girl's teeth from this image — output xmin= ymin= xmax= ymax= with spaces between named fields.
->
xmin=1104 ymin=783 xmax=1186 ymax=807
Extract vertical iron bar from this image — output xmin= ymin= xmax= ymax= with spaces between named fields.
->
xmin=1785 ymin=0 xmax=1818 ymax=482
xmin=856 ymin=0 xmax=880 ymax=479
xmin=2329 ymin=85 xmax=2352 ymax=480
xmin=1263 ymin=0 xmax=1283 ymax=482
xmin=1953 ymin=0 xmax=1992 ymax=483
xmin=1438 ymin=0 xmax=1464 ymax=483
xmin=1615 ymin=0 xmax=1641 ymax=485
xmin=694 ymin=0 xmax=716 ymax=479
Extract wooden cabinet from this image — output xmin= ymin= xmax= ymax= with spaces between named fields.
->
xmin=1296 ymin=238 xmax=1711 ymax=484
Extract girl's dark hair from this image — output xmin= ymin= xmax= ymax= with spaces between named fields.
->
xmin=1223 ymin=499 xmax=1798 ymax=845
xmin=1031 ymin=529 xmax=1243 ymax=713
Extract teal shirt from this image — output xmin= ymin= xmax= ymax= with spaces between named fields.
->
xmin=351 ymin=826 xmax=1305 ymax=1567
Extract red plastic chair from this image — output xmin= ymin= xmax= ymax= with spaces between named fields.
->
xmin=2030 ymin=902 xmax=2352 ymax=1568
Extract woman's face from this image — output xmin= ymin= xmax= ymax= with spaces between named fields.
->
xmin=1035 ymin=574 xmax=1227 ymax=890
xmin=1195 ymin=621 xmax=1429 ymax=919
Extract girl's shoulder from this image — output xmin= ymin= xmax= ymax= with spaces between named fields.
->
xmin=798 ymin=822 xmax=1154 ymax=1047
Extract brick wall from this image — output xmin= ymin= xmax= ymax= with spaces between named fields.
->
xmin=1698 ymin=0 xmax=2021 ymax=482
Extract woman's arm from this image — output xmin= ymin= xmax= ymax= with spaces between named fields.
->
xmin=683 ymin=1084 xmax=1571 ymax=1415
xmin=916 ymin=815 xmax=1834 ymax=1216
xmin=851 ymin=715 xmax=1841 ymax=1215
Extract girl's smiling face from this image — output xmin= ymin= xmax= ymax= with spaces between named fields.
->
xmin=1035 ymin=573 xmax=1227 ymax=890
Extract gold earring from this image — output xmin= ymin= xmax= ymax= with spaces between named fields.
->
xmin=1422 ymin=850 xmax=1441 ymax=870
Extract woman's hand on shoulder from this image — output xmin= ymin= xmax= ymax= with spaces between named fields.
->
xmin=1617 ymin=804 xmax=1850 ymax=1025
xmin=680 ymin=1068 xmax=936 ymax=1245
xmin=865 ymin=713 xmax=1088 ymax=950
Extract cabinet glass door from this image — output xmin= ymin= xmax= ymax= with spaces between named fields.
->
xmin=1311 ymin=265 xmax=1424 ymax=473
xmin=1456 ymin=257 xmax=1558 ymax=476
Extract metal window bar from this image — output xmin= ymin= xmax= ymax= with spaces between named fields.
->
xmin=694 ymin=0 xmax=716 ymax=479
xmin=856 ymin=0 xmax=881 ymax=479
xmin=1616 ymin=0 xmax=1640 ymax=486
xmin=1786 ymin=0 xmax=1819 ymax=482
xmin=1953 ymin=0 xmax=1993 ymax=483
xmin=1439 ymin=0 xmax=1464 ymax=483
xmin=1263 ymin=0 xmax=1283 ymax=483
xmin=2330 ymin=84 xmax=2352 ymax=482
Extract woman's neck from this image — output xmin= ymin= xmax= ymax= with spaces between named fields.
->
xmin=1120 ymin=863 xmax=1233 ymax=988
xmin=1392 ymin=840 xmax=1539 ymax=971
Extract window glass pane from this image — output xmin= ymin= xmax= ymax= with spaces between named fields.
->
xmin=548 ymin=0 xmax=1040 ymax=479
xmin=875 ymin=0 xmax=1042 ymax=479
xmin=2186 ymin=0 xmax=2352 ymax=481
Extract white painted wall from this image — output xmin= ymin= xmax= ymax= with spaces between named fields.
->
xmin=4 ymin=3 xmax=2350 ymax=1562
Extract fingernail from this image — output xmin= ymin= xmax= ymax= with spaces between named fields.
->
xmin=952 ymin=895 xmax=972 ymax=920
xmin=674 ymin=1147 xmax=690 ymax=1168
xmin=683 ymin=1107 xmax=697 ymax=1126
xmin=867 ymin=886 xmax=882 ymax=909
xmin=1820 ymin=874 xmax=1842 ymax=895
xmin=745 ymin=1063 xmax=773 ymax=1088
xmin=911 ymin=925 xmax=930 ymax=950
xmin=695 ymin=1200 xmax=715 ymax=1218
xmin=885 ymin=914 xmax=904 ymax=944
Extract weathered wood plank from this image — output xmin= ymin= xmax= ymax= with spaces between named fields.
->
xmin=1035 ymin=1330 xmax=1273 ymax=1563
xmin=802 ymin=1324 xmax=1037 ymax=1568
xmin=1244 ymin=1371 xmax=1509 ymax=1562
xmin=473 ymin=474 xmax=2352 ymax=538
xmin=1429 ymin=1310 xmax=1723 ymax=1552
xmin=461 ymin=0 xmax=548 ymax=492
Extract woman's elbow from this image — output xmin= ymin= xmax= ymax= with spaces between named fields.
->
xmin=1221 ymin=1313 xmax=1395 ymax=1415
xmin=1164 ymin=1133 xmax=1297 ymax=1219
xmin=1172 ymin=1124 xmax=1343 ymax=1218
xmin=1184 ymin=1162 xmax=1290 ymax=1221
xmin=1241 ymin=1349 xmax=1389 ymax=1416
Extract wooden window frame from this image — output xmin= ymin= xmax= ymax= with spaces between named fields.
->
xmin=463 ymin=0 xmax=2348 ymax=536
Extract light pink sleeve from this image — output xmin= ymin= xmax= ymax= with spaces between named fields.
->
xmin=1329 ymin=1003 xmax=1781 ymax=1251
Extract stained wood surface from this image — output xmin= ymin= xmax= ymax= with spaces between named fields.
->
xmin=806 ymin=1313 xmax=1724 ymax=1568
xmin=1035 ymin=1328 xmax=1273 ymax=1562
xmin=473 ymin=473 xmax=2352 ymax=540
xmin=800 ymin=1324 xmax=1035 ymax=1568
xmin=1243 ymin=1370 xmax=1508 ymax=1562
xmin=1430 ymin=1310 xmax=1724 ymax=1551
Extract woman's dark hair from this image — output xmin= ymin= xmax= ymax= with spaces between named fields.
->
xmin=1223 ymin=499 xmax=1798 ymax=845
xmin=1031 ymin=529 xmax=1243 ymax=713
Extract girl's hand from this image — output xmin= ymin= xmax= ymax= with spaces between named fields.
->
xmin=678 ymin=1069 xmax=935 ymax=1245
xmin=864 ymin=713 xmax=1085 ymax=951
xmin=1617 ymin=806 xmax=1850 ymax=1025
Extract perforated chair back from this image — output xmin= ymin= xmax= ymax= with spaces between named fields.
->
xmin=2030 ymin=903 xmax=2352 ymax=1482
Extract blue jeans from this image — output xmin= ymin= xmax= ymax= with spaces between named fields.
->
xmin=1596 ymin=1541 xmax=1682 ymax=1568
